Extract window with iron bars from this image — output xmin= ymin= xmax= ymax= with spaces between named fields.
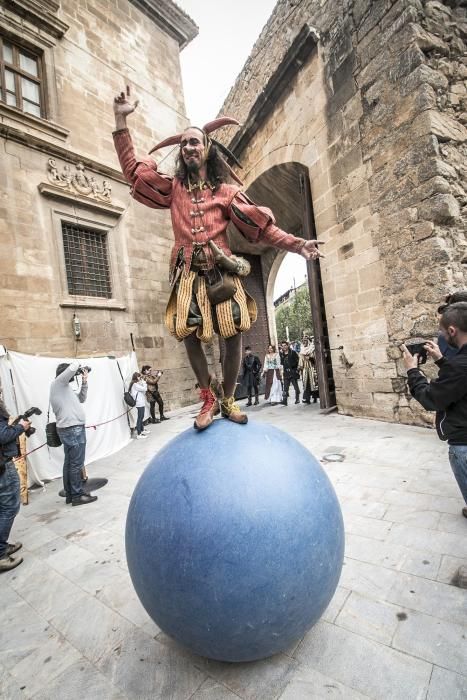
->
xmin=62 ymin=222 xmax=112 ymax=298
xmin=0 ymin=36 xmax=44 ymax=118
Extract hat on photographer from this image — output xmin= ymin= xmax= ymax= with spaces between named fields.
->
xmin=56 ymin=362 xmax=71 ymax=377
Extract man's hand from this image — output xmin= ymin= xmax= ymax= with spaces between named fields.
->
xmin=300 ymin=240 xmax=325 ymax=261
xmin=113 ymin=87 xmax=139 ymax=129
xmin=401 ymin=344 xmax=419 ymax=370
xmin=19 ymin=419 xmax=31 ymax=431
xmin=424 ymin=340 xmax=442 ymax=362
xmin=81 ymin=369 xmax=89 ymax=383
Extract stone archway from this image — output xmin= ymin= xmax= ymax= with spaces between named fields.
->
xmin=228 ymin=160 xmax=336 ymax=407
xmin=264 ymin=249 xmax=287 ymax=344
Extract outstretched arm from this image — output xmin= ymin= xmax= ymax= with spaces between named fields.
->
xmin=229 ymin=192 xmax=323 ymax=260
xmin=112 ymin=88 xmax=172 ymax=208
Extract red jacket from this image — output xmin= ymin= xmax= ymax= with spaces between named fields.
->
xmin=113 ymin=129 xmax=306 ymax=276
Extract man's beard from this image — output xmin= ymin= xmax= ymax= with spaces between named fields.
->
xmin=186 ymin=161 xmax=200 ymax=175
xmin=446 ymin=334 xmax=458 ymax=349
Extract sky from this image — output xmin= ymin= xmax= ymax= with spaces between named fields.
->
xmin=175 ymin=0 xmax=304 ymax=301
xmin=176 ymin=0 xmax=277 ymax=126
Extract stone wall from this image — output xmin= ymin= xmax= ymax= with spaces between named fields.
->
xmin=0 ymin=0 xmax=213 ymax=409
xmin=220 ymin=0 xmax=466 ymax=425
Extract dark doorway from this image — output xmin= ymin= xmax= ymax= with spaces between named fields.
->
xmin=222 ymin=253 xmax=269 ymax=399
xmin=226 ymin=161 xmax=336 ymax=409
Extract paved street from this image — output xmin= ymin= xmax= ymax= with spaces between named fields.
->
xmin=1 ymin=402 xmax=466 ymax=699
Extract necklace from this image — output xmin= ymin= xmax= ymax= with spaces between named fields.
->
xmin=187 ymin=176 xmax=214 ymax=193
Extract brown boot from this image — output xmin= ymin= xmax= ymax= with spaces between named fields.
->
xmin=221 ymin=396 xmax=248 ymax=424
xmin=194 ymin=387 xmax=219 ymax=430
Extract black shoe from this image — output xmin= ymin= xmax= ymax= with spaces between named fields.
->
xmin=151 ymin=418 xmax=160 ymax=424
xmin=65 ymin=496 xmax=72 ymax=504
xmin=281 ymin=400 xmax=288 ymax=406
xmin=254 ymin=399 xmax=259 ymax=406
xmin=72 ymin=494 xmax=98 ymax=507
xmin=6 ymin=542 xmax=22 ymax=555
xmin=246 ymin=401 xmax=252 ymax=407
xmin=160 ymin=416 xmax=170 ymax=421
xmin=302 ymin=399 xmax=311 ymax=404
xmin=295 ymin=399 xmax=300 ymax=404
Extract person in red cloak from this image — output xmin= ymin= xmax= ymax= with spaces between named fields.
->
xmin=112 ymin=90 xmax=323 ymax=431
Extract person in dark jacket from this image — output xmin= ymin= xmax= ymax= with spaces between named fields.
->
xmin=0 ymin=396 xmax=31 ymax=572
xmin=242 ymin=347 xmax=262 ymax=406
xmin=402 ymin=302 xmax=467 ymax=518
xmin=280 ymin=341 xmax=300 ymax=405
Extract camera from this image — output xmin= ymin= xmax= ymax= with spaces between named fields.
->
xmin=75 ymin=366 xmax=92 ymax=376
xmin=11 ymin=406 xmax=42 ymax=437
xmin=405 ymin=342 xmax=428 ymax=365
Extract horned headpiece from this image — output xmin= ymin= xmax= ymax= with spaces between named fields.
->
xmin=148 ymin=117 xmax=243 ymax=185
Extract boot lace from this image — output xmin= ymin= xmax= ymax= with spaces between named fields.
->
xmin=199 ymin=388 xmax=216 ymax=415
xmin=221 ymin=396 xmax=241 ymax=414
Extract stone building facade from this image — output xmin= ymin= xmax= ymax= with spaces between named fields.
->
xmin=0 ymin=0 xmax=208 ymax=408
xmin=220 ymin=0 xmax=467 ymax=424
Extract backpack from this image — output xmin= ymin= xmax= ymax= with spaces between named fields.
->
xmin=123 ymin=390 xmax=136 ymax=408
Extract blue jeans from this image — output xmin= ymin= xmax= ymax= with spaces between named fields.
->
xmin=57 ymin=425 xmax=86 ymax=500
xmin=0 ymin=462 xmax=20 ymax=558
xmin=136 ymin=407 xmax=145 ymax=435
xmin=448 ymin=445 xmax=467 ymax=505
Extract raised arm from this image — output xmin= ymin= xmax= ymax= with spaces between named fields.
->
xmin=78 ymin=368 xmax=88 ymax=404
xmin=228 ymin=192 xmax=323 ymax=260
xmin=0 ymin=419 xmax=26 ymax=445
xmin=112 ymin=89 xmax=173 ymax=209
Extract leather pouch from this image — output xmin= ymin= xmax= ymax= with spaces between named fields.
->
xmin=205 ymin=267 xmax=237 ymax=305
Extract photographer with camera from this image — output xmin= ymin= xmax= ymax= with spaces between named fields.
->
xmin=402 ymin=302 xmax=467 ymax=520
xmin=50 ymin=362 xmax=97 ymax=507
xmin=141 ymin=365 xmax=169 ymax=423
xmin=0 ymin=393 xmax=31 ymax=572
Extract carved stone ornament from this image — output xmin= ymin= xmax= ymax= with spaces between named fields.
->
xmin=47 ymin=158 xmax=112 ymax=202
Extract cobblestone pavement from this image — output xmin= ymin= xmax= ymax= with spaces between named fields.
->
xmin=1 ymin=402 xmax=466 ymax=699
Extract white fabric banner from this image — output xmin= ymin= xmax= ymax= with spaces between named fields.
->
xmin=0 ymin=348 xmax=139 ymax=485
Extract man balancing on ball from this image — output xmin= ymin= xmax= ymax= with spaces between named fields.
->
xmin=112 ymin=89 xmax=323 ymax=431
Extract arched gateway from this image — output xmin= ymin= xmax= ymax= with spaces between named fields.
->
xmin=219 ymin=7 xmax=467 ymax=426
xmin=228 ymin=161 xmax=337 ymax=409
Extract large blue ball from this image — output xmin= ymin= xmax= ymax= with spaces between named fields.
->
xmin=126 ymin=420 xmax=344 ymax=662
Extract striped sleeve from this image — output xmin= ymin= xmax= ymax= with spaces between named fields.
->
xmin=228 ymin=191 xmax=305 ymax=254
xmin=113 ymin=128 xmax=173 ymax=209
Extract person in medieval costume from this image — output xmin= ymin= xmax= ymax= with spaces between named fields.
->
xmin=299 ymin=334 xmax=319 ymax=404
xmin=262 ymin=344 xmax=283 ymax=404
xmin=242 ymin=346 xmax=262 ymax=406
xmin=112 ymin=90 xmax=323 ymax=430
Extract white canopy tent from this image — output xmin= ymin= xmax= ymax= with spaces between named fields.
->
xmin=0 ymin=347 xmax=140 ymax=485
